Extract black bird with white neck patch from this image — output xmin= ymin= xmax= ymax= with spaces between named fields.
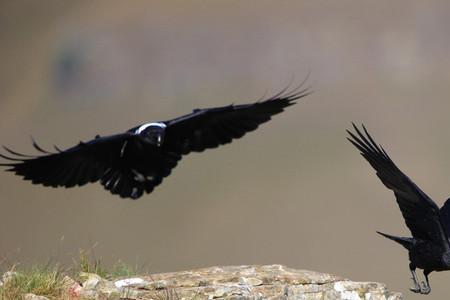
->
xmin=1 ymin=86 xmax=311 ymax=199
xmin=347 ymin=123 xmax=450 ymax=295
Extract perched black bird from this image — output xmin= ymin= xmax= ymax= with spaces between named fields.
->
xmin=347 ymin=124 xmax=450 ymax=294
xmin=0 ymin=86 xmax=310 ymax=199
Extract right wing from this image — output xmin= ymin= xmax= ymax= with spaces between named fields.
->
xmin=347 ymin=123 xmax=449 ymax=248
xmin=1 ymin=133 xmax=141 ymax=196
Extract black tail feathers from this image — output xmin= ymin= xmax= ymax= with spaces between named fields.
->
xmin=377 ymin=231 xmax=414 ymax=250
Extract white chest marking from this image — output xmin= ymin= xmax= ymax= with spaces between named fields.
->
xmin=135 ymin=122 xmax=166 ymax=134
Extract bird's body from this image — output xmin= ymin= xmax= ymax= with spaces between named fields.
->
xmin=347 ymin=124 xmax=450 ymax=294
xmin=1 ymin=86 xmax=310 ymax=199
xmin=411 ymin=240 xmax=450 ymax=271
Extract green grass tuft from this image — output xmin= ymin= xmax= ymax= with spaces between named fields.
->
xmin=76 ymin=250 xmax=138 ymax=280
xmin=0 ymin=250 xmax=139 ymax=299
xmin=77 ymin=249 xmax=109 ymax=279
xmin=0 ymin=265 xmax=64 ymax=299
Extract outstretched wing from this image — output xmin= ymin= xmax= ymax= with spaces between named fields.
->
xmin=347 ymin=123 xmax=450 ymax=247
xmin=0 ymin=133 xmax=177 ymax=199
xmin=162 ymin=86 xmax=311 ymax=154
xmin=0 ymin=134 xmax=135 ymax=187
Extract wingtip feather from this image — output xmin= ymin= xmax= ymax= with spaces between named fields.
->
xmin=31 ymin=136 xmax=53 ymax=154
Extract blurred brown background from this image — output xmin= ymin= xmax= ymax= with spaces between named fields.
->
xmin=1 ymin=1 xmax=450 ymax=298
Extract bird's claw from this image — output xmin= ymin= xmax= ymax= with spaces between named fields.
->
xmin=409 ymin=277 xmax=422 ymax=294
xmin=410 ymin=282 xmax=431 ymax=294
xmin=420 ymin=281 xmax=431 ymax=294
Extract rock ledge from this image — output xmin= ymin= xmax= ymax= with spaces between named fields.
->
xmin=102 ymin=264 xmax=401 ymax=300
xmin=18 ymin=265 xmax=403 ymax=299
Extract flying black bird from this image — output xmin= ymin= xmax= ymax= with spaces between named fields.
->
xmin=0 ymin=86 xmax=311 ymax=199
xmin=347 ymin=123 xmax=450 ymax=294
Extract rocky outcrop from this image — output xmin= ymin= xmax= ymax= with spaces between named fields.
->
xmin=72 ymin=264 xmax=401 ymax=300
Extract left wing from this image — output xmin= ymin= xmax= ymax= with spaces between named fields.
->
xmin=162 ymin=86 xmax=311 ymax=155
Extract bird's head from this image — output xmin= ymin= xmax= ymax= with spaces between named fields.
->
xmin=135 ymin=122 xmax=166 ymax=146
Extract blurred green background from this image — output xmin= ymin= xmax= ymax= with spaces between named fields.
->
xmin=2 ymin=1 xmax=450 ymax=298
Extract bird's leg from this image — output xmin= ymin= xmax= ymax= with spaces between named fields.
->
xmin=409 ymin=264 xmax=422 ymax=293
xmin=420 ymin=270 xmax=431 ymax=295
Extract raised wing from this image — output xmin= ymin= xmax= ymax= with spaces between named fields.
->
xmin=162 ymin=86 xmax=311 ymax=154
xmin=0 ymin=133 xmax=177 ymax=199
xmin=347 ymin=123 xmax=450 ymax=247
